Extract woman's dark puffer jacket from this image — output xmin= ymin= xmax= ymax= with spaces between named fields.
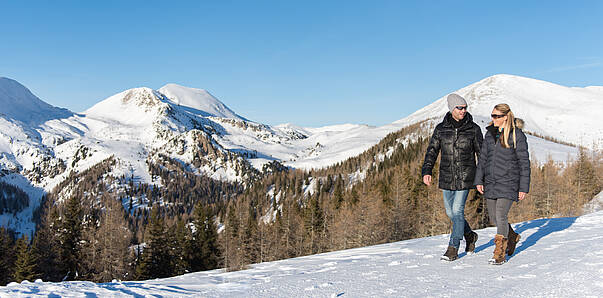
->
xmin=474 ymin=123 xmax=531 ymax=201
xmin=421 ymin=112 xmax=483 ymax=190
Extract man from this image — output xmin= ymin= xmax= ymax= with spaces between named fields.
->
xmin=422 ymin=93 xmax=483 ymax=261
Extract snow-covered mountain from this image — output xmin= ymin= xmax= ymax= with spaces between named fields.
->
xmin=0 ymin=77 xmax=72 ymax=125
xmin=158 ymin=84 xmax=246 ymax=121
xmin=0 ymin=75 xmax=600 ymax=236
xmin=3 ymin=208 xmax=602 ymax=297
xmin=397 ymin=74 xmax=603 ymax=148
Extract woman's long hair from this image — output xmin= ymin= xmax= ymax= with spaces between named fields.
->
xmin=489 ymin=103 xmax=521 ymax=148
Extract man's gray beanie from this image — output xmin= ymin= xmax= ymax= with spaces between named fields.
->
xmin=447 ymin=93 xmax=467 ymax=112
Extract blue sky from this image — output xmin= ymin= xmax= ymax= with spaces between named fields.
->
xmin=1 ymin=1 xmax=602 ymax=126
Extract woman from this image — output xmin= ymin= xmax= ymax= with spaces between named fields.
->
xmin=474 ymin=103 xmax=530 ymax=265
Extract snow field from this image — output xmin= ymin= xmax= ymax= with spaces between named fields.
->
xmin=3 ymin=210 xmax=603 ymax=297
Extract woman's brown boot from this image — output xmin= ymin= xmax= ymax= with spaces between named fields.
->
xmin=506 ymin=224 xmax=520 ymax=256
xmin=489 ymin=234 xmax=508 ymax=265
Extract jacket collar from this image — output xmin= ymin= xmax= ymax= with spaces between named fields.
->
xmin=486 ymin=124 xmax=498 ymax=136
xmin=442 ymin=112 xmax=473 ymax=129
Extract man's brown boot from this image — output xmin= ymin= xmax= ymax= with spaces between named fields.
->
xmin=489 ymin=234 xmax=508 ymax=265
xmin=464 ymin=231 xmax=478 ymax=254
xmin=441 ymin=246 xmax=458 ymax=261
xmin=506 ymin=224 xmax=520 ymax=256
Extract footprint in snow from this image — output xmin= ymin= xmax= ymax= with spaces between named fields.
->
xmin=388 ymin=261 xmax=401 ymax=266
xmin=400 ymin=248 xmax=414 ymax=254
xmin=452 ymin=264 xmax=473 ymax=270
xmin=304 ymin=282 xmax=333 ymax=291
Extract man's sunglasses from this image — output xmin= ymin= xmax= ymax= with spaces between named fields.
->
xmin=491 ymin=114 xmax=506 ymax=119
xmin=455 ymin=106 xmax=467 ymax=110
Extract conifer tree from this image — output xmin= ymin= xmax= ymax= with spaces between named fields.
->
xmin=223 ymin=204 xmax=241 ymax=270
xmin=573 ymin=148 xmax=600 ymax=208
xmin=32 ymin=203 xmax=62 ymax=282
xmin=12 ymin=235 xmax=39 ymax=283
xmin=243 ymin=203 xmax=260 ymax=263
xmin=304 ymin=193 xmax=324 ymax=254
xmin=136 ymin=205 xmax=173 ymax=279
xmin=0 ymin=227 xmax=15 ymax=286
xmin=60 ymin=195 xmax=83 ymax=280
xmin=191 ymin=203 xmax=220 ymax=272
xmin=92 ymin=196 xmax=132 ymax=282
xmin=170 ymin=218 xmax=191 ymax=275
xmin=333 ymin=174 xmax=344 ymax=209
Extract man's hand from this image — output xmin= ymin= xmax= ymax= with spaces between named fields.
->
xmin=519 ymin=192 xmax=527 ymax=201
xmin=476 ymin=185 xmax=484 ymax=194
xmin=423 ymin=175 xmax=432 ymax=186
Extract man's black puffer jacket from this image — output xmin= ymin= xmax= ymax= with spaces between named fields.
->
xmin=474 ymin=124 xmax=531 ymax=201
xmin=421 ymin=112 xmax=483 ymax=190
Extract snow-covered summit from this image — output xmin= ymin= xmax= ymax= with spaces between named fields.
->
xmin=0 ymin=77 xmax=72 ymax=125
xmin=158 ymin=83 xmax=245 ymax=120
xmin=396 ymin=74 xmax=603 ymax=148
xmin=83 ymin=87 xmax=169 ymax=126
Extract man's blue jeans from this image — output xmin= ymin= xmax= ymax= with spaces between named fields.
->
xmin=442 ymin=189 xmax=472 ymax=249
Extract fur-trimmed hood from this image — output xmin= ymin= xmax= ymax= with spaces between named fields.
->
xmin=515 ymin=118 xmax=524 ymax=129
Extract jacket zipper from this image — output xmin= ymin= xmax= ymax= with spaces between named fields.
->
xmin=453 ymin=128 xmax=458 ymax=188
xmin=491 ymin=133 xmax=497 ymax=183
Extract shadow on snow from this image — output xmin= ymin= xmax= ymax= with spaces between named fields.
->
xmin=466 ymin=215 xmax=578 ymax=261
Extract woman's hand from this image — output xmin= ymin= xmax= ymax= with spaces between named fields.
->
xmin=519 ymin=192 xmax=527 ymax=201
xmin=423 ymin=175 xmax=432 ymax=186
xmin=476 ymin=185 xmax=484 ymax=194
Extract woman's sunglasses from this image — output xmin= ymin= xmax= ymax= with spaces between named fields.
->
xmin=455 ymin=106 xmax=467 ymax=110
xmin=491 ymin=114 xmax=506 ymax=119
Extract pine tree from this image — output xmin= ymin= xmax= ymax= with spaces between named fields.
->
xmin=304 ymin=193 xmax=324 ymax=254
xmin=12 ymin=235 xmax=39 ymax=283
xmin=136 ymin=205 xmax=173 ymax=279
xmin=31 ymin=202 xmax=62 ymax=282
xmin=0 ymin=227 xmax=15 ymax=286
xmin=92 ymin=196 xmax=133 ymax=282
xmin=223 ymin=204 xmax=241 ymax=270
xmin=573 ymin=148 xmax=600 ymax=209
xmin=170 ymin=218 xmax=191 ymax=275
xmin=59 ymin=195 xmax=83 ymax=280
xmin=333 ymin=174 xmax=344 ymax=209
xmin=191 ymin=203 xmax=220 ymax=272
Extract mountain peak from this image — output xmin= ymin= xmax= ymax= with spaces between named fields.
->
xmin=84 ymin=87 xmax=168 ymax=125
xmin=158 ymin=83 xmax=245 ymax=120
xmin=0 ymin=77 xmax=72 ymax=124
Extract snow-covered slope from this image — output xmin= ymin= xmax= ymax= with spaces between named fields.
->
xmin=0 ymin=77 xmax=72 ymax=125
xmin=3 ymin=210 xmax=602 ymax=297
xmin=158 ymin=84 xmax=245 ymax=120
xmin=396 ymin=74 xmax=603 ymax=148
